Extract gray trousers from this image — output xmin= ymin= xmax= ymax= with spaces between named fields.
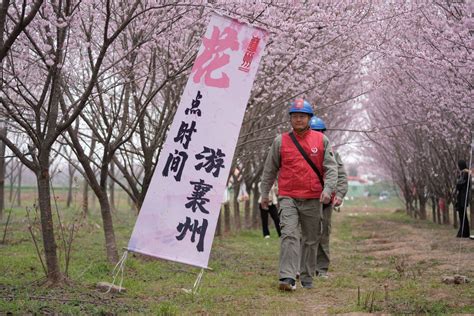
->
xmin=279 ymin=197 xmax=322 ymax=283
xmin=316 ymin=204 xmax=332 ymax=273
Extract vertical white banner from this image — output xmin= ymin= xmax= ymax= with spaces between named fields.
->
xmin=128 ymin=13 xmax=268 ymax=268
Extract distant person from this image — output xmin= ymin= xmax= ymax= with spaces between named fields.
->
xmin=260 ymin=98 xmax=337 ymax=291
xmin=455 ymin=159 xmax=471 ymax=238
xmin=308 ymin=115 xmax=348 ymax=278
xmin=258 ymin=183 xmax=281 ymax=239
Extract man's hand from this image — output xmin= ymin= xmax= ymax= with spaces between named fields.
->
xmin=333 ymin=196 xmax=343 ymax=207
xmin=260 ymin=197 xmax=269 ymax=210
xmin=320 ymin=192 xmax=331 ymax=204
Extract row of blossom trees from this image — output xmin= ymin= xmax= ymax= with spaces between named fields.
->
xmin=361 ymin=1 xmax=472 ymax=224
xmin=0 ymin=1 xmax=471 ymax=284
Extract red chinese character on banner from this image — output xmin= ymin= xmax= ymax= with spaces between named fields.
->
xmin=192 ymin=26 xmax=239 ymax=88
xmin=239 ymin=36 xmax=261 ymax=73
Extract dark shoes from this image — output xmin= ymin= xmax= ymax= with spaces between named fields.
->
xmin=278 ymin=278 xmax=296 ymax=291
xmin=317 ymin=271 xmax=329 ymax=279
xmin=301 ymin=281 xmax=313 ymax=289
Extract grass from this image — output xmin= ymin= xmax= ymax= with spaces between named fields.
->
xmin=0 ymin=188 xmax=473 ymax=314
xmin=343 ymin=195 xmax=404 ymax=210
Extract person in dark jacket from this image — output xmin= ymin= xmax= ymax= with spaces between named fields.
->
xmin=258 ymin=183 xmax=281 ymax=238
xmin=455 ymin=159 xmax=471 ymax=238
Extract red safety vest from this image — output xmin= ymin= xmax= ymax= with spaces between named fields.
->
xmin=278 ymin=130 xmax=325 ymax=199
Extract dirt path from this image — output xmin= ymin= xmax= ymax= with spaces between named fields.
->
xmin=291 ymin=206 xmax=474 ymax=314
xmin=344 ymin=207 xmax=474 ymax=275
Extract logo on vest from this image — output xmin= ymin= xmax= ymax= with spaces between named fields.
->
xmin=295 ymin=98 xmax=304 ymax=108
xmin=311 ymin=147 xmax=318 ymax=155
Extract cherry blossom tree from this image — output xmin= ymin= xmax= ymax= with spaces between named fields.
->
xmin=361 ymin=1 xmax=472 ymax=223
xmin=2 ymin=0 xmax=472 ymax=271
xmin=0 ymin=0 xmax=154 ymax=282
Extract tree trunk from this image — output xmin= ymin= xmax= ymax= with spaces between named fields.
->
xmin=108 ymin=161 xmax=116 ymax=213
xmin=419 ymin=197 xmax=427 ymax=220
xmin=224 ymin=202 xmax=231 ymax=233
xmin=436 ymin=198 xmax=441 ymax=224
xmin=127 ymin=195 xmax=135 ymax=213
xmin=0 ymin=18 xmax=5 ymax=219
xmin=413 ymin=198 xmax=419 ymax=219
xmin=251 ymin=184 xmax=260 ymax=229
xmin=443 ymin=199 xmax=450 ymax=225
xmin=403 ymin=189 xmax=412 ymax=217
xmin=244 ymin=199 xmax=251 ymax=229
xmin=215 ymin=206 xmax=222 ymax=237
xmin=453 ymin=202 xmax=458 ymax=229
xmin=36 ymin=157 xmax=61 ymax=283
xmin=405 ymin=198 xmax=413 ymax=217
xmin=16 ymin=163 xmax=21 ymax=207
xmin=232 ymin=182 xmax=241 ymax=231
xmin=0 ymin=126 xmax=5 ymax=221
xmin=82 ymin=181 xmax=89 ymax=217
xmin=9 ymin=162 xmax=14 ymax=203
xmin=97 ymin=192 xmax=119 ymax=263
xmin=65 ymin=122 xmax=118 ymax=263
xmin=66 ymin=164 xmax=74 ymax=208
xmin=431 ymin=197 xmax=436 ymax=223
xmin=232 ymin=197 xmax=241 ymax=232
xmin=470 ymin=186 xmax=473 ymax=234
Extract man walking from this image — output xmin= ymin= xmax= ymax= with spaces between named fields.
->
xmin=260 ymin=98 xmax=338 ymax=291
xmin=309 ymin=115 xmax=348 ymax=278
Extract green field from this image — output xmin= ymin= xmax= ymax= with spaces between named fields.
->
xmin=1 ymin=188 xmax=473 ymax=314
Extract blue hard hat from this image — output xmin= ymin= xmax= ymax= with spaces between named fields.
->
xmin=288 ymin=98 xmax=313 ymax=117
xmin=309 ymin=116 xmax=326 ymax=131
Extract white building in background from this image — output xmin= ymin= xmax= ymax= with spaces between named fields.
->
xmin=347 ymin=176 xmax=371 ymax=198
